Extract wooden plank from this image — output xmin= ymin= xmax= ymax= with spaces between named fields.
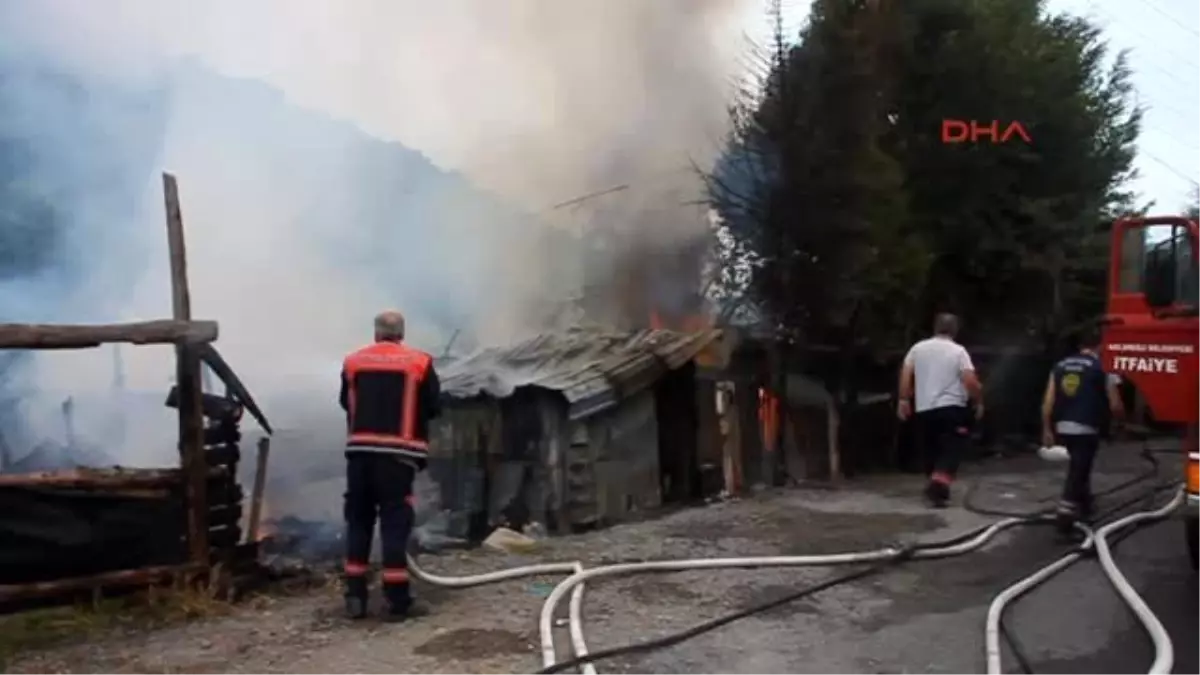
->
xmin=0 ymin=320 xmax=217 ymax=349
xmin=720 ymin=383 xmax=744 ymax=494
xmin=205 ymin=442 xmax=241 ymax=467
xmin=0 ymin=468 xmax=183 ymax=489
xmin=163 ymin=174 xmax=192 ymax=321
xmin=205 ymin=480 xmax=243 ymax=506
xmin=163 ymin=172 xmax=209 ymax=569
xmin=0 ymin=465 xmax=228 ymax=489
xmin=208 ymin=525 xmax=243 ymax=549
xmin=207 ymin=503 xmax=244 ymax=528
xmin=245 ymin=437 xmax=270 ymax=544
xmin=0 ymin=563 xmax=203 ymax=603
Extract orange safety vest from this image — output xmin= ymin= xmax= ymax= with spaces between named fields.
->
xmin=342 ymin=341 xmax=433 ymax=456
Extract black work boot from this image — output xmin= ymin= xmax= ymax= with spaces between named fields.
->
xmin=924 ymin=480 xmax=949 ymax=508
xmin=382 ymin=590 xmax=429 ymax=623
xmin=382 ymin=601 xmax=429 ymax=623
xmin=344 ymin=577 xmax=368 ymax=620
xmin=1055 ymin=501 xmax=1080 ymax=538
xmin=344 ymin=595 xmax=368 ymax=620
xmin=1079 ymin=495 xmax=1096 ymax=522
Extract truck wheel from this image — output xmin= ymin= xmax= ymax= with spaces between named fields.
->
xmin=1187 ymin=517 xmax=1198 ymax=571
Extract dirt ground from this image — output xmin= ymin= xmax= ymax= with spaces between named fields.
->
xmin=6 ymin=446 xmax=1194 ymax=674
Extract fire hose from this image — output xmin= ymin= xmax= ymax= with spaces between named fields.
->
xmin=405 ymin=559 xmax=599 ymax=675
xmin=406 ymin=483 xmax=1182 ymax=675
xmin=405 ymin=517 xmax=1023 ymax=672
xmin=986 ymin=487 xmax=1184 ymax=675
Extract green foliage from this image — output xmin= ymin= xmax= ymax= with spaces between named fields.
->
xmin=1186 ymin=184 xmax=1199 ymax=221
xmin=709 ymin=0 xmax=925 ymax=346
xmin=709 ymin=0 xmax=1142 ymax=350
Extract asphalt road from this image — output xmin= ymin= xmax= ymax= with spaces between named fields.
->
xmin=594 ymin=453 xmax=1200 ymax=675
xmin=1010 ymin=517 xmax=1198 ymax=674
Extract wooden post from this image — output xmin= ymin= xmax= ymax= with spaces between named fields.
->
xmin=163 ymin=172 xmax=209 ymax=568
xmin=245 ymin=437 xmax=270 ymax=544
xmin=826 ymin=400 xmax=843 ymax=482
xmin=721 ymin=383 xmax=744 ymax=494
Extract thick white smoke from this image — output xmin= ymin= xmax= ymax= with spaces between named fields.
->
xmin=0 ymin=0 xmax=756 ymax=470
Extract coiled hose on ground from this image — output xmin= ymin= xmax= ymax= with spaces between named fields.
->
xmin=405 ymin=453 xmax=1182 ymax=675
xmin=967 ymin=442 xmax=1177 ymax=674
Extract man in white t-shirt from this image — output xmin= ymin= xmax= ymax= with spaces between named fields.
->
xmin=896 ymin=313 xmax=984 ymax=507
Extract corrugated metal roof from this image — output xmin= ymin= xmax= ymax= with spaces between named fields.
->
xmin=440 ymin=327 xmax=723 ymax=420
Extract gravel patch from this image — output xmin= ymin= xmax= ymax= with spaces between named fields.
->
xmin=7 ymin=446 xmax=1172 ymax=674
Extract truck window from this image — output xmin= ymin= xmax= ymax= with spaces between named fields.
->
xmin=1142 ymin=225 xmax=1198 ymax=308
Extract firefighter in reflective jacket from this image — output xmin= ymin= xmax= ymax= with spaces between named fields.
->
xmin=338 ymin=310 xmax=441 ymax=620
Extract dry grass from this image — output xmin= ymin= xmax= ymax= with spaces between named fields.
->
xmin=0 ymin=561 xmax=341 ymax=671
xmin=0 ymin=582 xmax=234 ymax=669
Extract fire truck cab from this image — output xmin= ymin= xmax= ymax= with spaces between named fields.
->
xmin=1102 ymin=215 xmax=1199 ymax=569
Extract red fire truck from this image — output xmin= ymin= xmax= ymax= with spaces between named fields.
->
xmin=1102 ymin=215 xmax=1199 ymax=568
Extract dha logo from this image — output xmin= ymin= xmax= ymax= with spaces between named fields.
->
xmin=941 ymin=119 xmax=1032 ymax=144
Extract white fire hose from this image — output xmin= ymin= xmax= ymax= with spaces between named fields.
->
xmin=407 ymin=516 xmax=1026 ymax=672
xmin=986 ymin=488 xmax=1184 ymax=675
xmin=406 ymin=558 xmax=599 ymax=675
xmin=534 ymin=516 xmax=1043 ymax=670
xmin=1093 ymin=490 xmax=1182 ymax=675
xmin=406 ymin=489 xmax=1182 ymax=675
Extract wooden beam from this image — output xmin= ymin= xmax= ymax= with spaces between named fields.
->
xmin=0 ymin=563 xmax=203 ymax=604
xmin=244 ymin=437 xmax=270 ymax=544
xmin=0 ymin=319 xmax=217 ymax=349
xmin=0 ymin=468 xmax=180 ymax=489
xmin=163 ymin=172 xmax=210 ymax=568
xmin=0 ymin=466 xmax=228 ymax=489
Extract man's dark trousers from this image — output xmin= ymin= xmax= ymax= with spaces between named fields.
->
xmin=917 ymin=404 xmax=972 ymax=503
xmin=343 ymin=451 xmax=416 ymax=613
xmin=1057 ymin=433 xmax=1100 ymax=518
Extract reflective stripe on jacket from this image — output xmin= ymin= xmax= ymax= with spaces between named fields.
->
xmin=339 ymin=341 xmax=440 ymax=460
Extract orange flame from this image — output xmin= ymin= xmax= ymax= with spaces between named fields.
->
xmin=254 ymin=501 xmax=276 ymax=542
xmin=759 ymin=388 xmax=780 ymax=454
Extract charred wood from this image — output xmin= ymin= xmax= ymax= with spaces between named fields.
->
xmin=0 ymin=467 xmax=211 ymax=490
xmin=0 ymin=563 xmax=204 ymax=604
xmin=208 ymin=525 xmax=243 ymax=550
xmin=203 ymin=425 xmax=242 ymax=446
xmin=205 ymin=443 xmax=241 ymax=467
xmin=204 ymin=480 xmax=243 ymax=507
xmin=245 ymin=437 xmax=270 ymax=544
xmin=165 ymin=389 xmax=244 ymax=423
xmin=207 ymin=504 xmax=243 ymax=528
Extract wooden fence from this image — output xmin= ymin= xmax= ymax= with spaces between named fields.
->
xmin=0 ymin=174 xmax=270 ymax=605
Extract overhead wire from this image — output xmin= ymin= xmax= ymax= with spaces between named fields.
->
xmin=1083 ymin=0 xmax=1200 ymax=199
xmin=1130 ymin=0 xmax=1200 ymax=38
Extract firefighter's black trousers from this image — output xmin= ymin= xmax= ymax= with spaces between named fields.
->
xmin=1056 ymin=433 xmax=1099 ymax=516
xmin=917 ymin=404 xmax=972 ymax=487
xmin=343 ymin=451 xmax=415 ymax=610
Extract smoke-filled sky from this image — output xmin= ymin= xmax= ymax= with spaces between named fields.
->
xmin=0 ymin=0 xmax=756 ymax=467
xmin=8 ymin=0 xmax=754 ymax=210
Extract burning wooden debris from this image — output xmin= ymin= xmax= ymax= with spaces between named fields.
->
xmin=258 ymin=515 xmax=343 ymax=574
xmin=0 ymin=174 xmax=275 ymax=609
